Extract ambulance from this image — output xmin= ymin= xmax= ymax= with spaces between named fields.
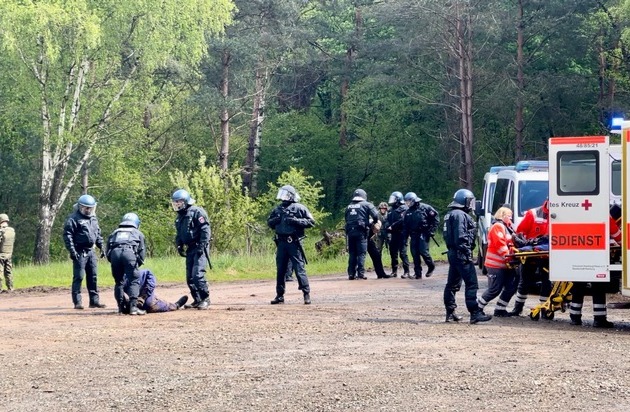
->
xmin=547 ymin=134 xmax=626 ymax=295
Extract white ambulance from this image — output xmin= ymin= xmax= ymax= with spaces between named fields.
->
xmin=547 ymin=135 xmax=625 ymax=294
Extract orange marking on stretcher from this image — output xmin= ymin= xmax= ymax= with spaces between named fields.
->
xmin=626 ymin=129 xmax=630 ymax=142
xmin=549 ymin=136 xmax=606 ymax=145
xmin=551 ymin=223 xmax=606 ymax=250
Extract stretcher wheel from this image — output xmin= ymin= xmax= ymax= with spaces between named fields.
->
xmin=529 ymin=311 xmax=540 ymax=321
xmin=541 ymin=310 xmax=554 ymax=320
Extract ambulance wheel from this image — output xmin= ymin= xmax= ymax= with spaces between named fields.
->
xmin=541 ymin=310 xmax=554 ymax=320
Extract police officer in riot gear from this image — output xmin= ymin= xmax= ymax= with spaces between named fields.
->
xmin=403 ymin=192 xmax=439 ymax=279
xmin=106 ymin=213 xmax=147 ymax=315
xmin=384 ymin=191 xmax=410 ymax=278
xmin=344 ymin=189 xmax=385 ymax=279
xmin=63 ymin=194 xmax=106 ymax=310
xmin=443 ymin=189 xmax=492 ymax=324
xmin=172 ymin=189 xmax=212 ymax=310
xmin=267 ymin=185 xmax=315 ymax=304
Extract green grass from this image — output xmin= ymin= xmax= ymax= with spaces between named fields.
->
xmin=11 ymin=245 xmax=448 ymax=290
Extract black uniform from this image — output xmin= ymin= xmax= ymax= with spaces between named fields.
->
xmin=63 ymin=209 xmax=104 ymax=307
xmin=106 ymin=225 xmax=146 ymax=312
xmin=385 ymin=204 xmax=410 ymax=277
xmin=175 ymin=205 xmax=211 ymax=305
xmin=345 ymin=199 xmax=379 ymax=279
xmin=442 ymin=206 xmax=480 ymax=315
xmin=267 ymin=201 xmax=315 ymax=299
xmin=403 ymin=202 xmax=439 ymax=278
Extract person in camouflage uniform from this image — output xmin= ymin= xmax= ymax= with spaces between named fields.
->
xmin=0 ymin=214 xmax=15 ymax=292
xmin=373 ymin=202 xmax=389 ymax=254
xmin=121 ymin=269 xmax=188 ymax=313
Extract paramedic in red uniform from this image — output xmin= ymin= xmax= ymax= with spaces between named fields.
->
xmin=476 ymin=207 xmax=518 ymax=317
xmin=568 ymin=205 xmax=619 ymax=328
xmin=509 ymin=199 xmax=551 ymax=316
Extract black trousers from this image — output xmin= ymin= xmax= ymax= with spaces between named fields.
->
xmin=389 ymin=233 xmax=410 ymax=274
xmin=71 ymin=249 xmax=99 ymax=305
xmin=347 ymin=233 xmax=368 ymax=278
xmin=409 ymin=234 xmax=434 ymax=276
xmin=444 ymin=250 xmax=479 ymax=314
xmin=276 ymin=240 xmax=309 ymax=296
xmin=185 ymin=246 xmax=210 ymax=302
xmin=367 ymin=236 xmax=387 ymax=278
xmin=110 ymin=247 xmax=139 ymax=309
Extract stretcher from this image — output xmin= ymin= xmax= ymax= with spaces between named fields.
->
xmin=506 ymin=245 xmax=621 ymax=321
xmin=506 ymin=248 xmax=572 ymax=321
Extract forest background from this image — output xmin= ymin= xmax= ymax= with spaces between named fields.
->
xmin=2 ymin=0 xmax=630 ymax=265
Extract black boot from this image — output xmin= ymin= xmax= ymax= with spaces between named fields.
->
xmin=175 ymin=295 xmax=188 ymax=309
xmin=377 ymin=273 xmax=392 ymax=279
xmin=570 ymin=314 xmax=583 ymax=326
xmin=303 ymin=293 xmax=311 ymax=305
xmin=129 ymin=300 xmax=146 ymax=316
xmin=493 ymin=309 xmax=510 ymax=317
xmin=445 ymin=310 xmax=463 ymax=322
xmin=593 ymin=316 xmax=614 ymax=328
xmin=470 ymin=310 xmax=492 ymax=324
xmin=509 ymin=301 xmax=524 ymax=317
xmin=426 ymin=264 xmax=435 ymax=278
xmin=196 ymin=298 xmax=210 ymax=310
xmin=89 ymin=301 xmax=106 ymax=309
xmin=270 ymin=296 xmax=285 ymax=304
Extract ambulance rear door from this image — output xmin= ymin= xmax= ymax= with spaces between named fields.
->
xmin=548 ymin=136 xmax=610 ymax=282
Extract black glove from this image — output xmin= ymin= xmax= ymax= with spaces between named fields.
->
xmin=70 ymin=251 xmax=78 ymax=261
xmin=177 ymin=245 xmax=186 ymax=257
xmin=99 ymin=249 xmax=106 ymax=259
xmin=197 ymin=246 xmax=205 ymax=257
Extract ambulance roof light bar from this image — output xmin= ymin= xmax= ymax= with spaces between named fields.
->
xmin=514 ymin=160 xmax=548 ymax=172
xmin=489 ymin=165 xmax=515 ymax=173
xmin=611 ymin=117 xmax=624 ymax=135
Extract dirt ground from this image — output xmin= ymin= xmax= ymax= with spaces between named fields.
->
xmin=2 ymin=262 xmax=630 ymax=412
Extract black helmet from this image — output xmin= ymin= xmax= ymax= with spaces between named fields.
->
xmin=352 ymin=188 xmax=367 ymax=201
xmin=450 ymin=188 xmax=475 ymax=211
xmin=276 ymin=185 xmax=300 ymax=202
xmin=171 ymin=189 xmax=195 ymax=211
xmin=121 ymin=212 xmax=141 ymax=228
xmin=404 ymin=192 xmax=420 ymax=206
xmin=388 ymin=191 xmax=404 ymax=206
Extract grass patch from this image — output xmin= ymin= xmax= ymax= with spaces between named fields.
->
xmin=10 ymin=243 xmax=448 ymax=290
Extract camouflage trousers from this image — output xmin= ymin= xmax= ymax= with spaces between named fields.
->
xmin=0 ymin=257 xmax=13 ymax=291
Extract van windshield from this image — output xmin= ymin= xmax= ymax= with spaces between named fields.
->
xmin=518 ymin=181 xmax=549 ymax=216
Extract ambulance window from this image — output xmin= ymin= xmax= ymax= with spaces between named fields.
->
xmin=611 ymin=160 xmax=621 ymax=197
xmin=557 ymin=151 xmax=599 ymax=195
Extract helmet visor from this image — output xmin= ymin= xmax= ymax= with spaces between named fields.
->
xmin=276 ymin=187 xmax=300 ymax=202
xmin=79 ymin=205 xmax=96 ymax=216
xmin=171 ymin=200 xmax=186 ymax=211
xmin=388 ymin=194 xmax=398 ymax=205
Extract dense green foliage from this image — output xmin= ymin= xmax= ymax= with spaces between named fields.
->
xmin=2 ymin=0 xmax=630 ymax=264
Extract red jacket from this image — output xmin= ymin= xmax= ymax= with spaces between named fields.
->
xmin=485 ymin=221 xmax=513 ymax=269
xmin=516 ymin=206 xmax=548 ymax=239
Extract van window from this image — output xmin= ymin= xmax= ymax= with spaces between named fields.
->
xmin=556 ymin=151 xmax=599 ymax=195
xmin=492 ymin=178 xmax=509 ymax=215
xmin=611 ymin=160 xmax=621 ymax=197
xmin=518 ymin=181 xmax=549 ymax=217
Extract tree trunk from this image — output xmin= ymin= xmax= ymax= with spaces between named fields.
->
xmin=456 ymin=4 xmax=474 ymax=189
xmin=219 ymin=49 xmax=231 ymax=171
xmin=243 ymin=63 xmax=266 ymax=196
xmin=515 ymin=0 xmax=525 ymax=161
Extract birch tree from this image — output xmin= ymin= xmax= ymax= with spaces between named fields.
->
xmin=0 ymin=0 xmax=234 ymax=263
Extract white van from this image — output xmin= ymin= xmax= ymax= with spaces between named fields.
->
xmin=474 ymin=161 xmax=548 ymax=272
xmin=475 ymin=166 xmax=514 ymax=272
xmin=490 ymin=160 xmax=549 ymax=229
